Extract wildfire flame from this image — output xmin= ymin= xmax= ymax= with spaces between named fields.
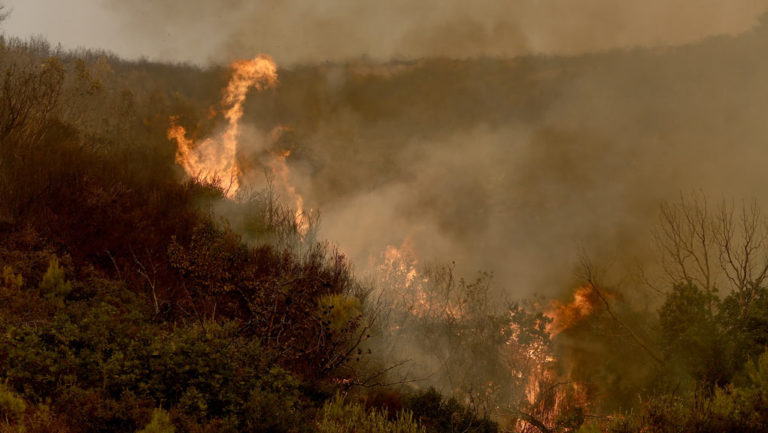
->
xmin=511 ymin=284 xmax=601 ymax=430
xmin=378 ymin=238 xmax=431 ymax=315
xmin=545 ymin=284 xmax=605 ymax=336
xmin=167 ymin=55 xmax=278 ymax=198
xmin=381 ymin=240 xmax=420 ymax=289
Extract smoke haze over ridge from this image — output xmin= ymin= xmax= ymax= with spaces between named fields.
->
xmin=225 ymin=21 xmax=768 ymax=296
xmin=2 ymin=0 xmax=768 ymax=65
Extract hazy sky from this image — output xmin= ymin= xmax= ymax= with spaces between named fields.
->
xmin=3 ymin=0 xmax=768 ymax=65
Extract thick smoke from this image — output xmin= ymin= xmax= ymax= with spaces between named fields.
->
xmin=89 ymin=0 xmax=768 ymax=299
xmin=210 ymin=17 xmax=768 ymax=300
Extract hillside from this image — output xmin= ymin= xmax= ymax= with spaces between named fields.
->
xmin=1 ymin=14 xmax=768 ymax=433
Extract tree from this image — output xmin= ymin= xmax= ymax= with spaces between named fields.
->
xmin=654 ymin=193 xmax=768 ymax=318
xmin=658 ymin=282 xmax=731 ymax=386
xmin=654 ymin=194 xmax=768 ymax=387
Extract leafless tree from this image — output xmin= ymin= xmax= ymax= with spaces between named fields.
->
xmin=654 ymin=192 xmax=718 ymax=295
xmin=654 ymin=192 xmax=768 ymax=317
xmin=714 ymin=199 xmax=768 ymax=315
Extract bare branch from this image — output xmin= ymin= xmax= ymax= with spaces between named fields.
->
xmin=657 ymin=193 xmax=768 ymax=318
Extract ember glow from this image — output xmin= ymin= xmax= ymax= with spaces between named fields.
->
xmin=167 ymin=55 xmax=278 ymax=198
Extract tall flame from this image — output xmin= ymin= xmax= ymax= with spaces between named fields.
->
xmin=168 ymin=55 xmax=278 ymax=198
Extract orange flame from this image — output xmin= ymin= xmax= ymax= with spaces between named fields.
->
xmin=381 ymin=239 xmax=420 ymax=289
xmin=511 ymin=285 xmax=598 ymax=430
xmin=168 ymin=55 xmax=278 ymax=198
xmin=378 ymin=238 xmax=429 ymax=314
xmin=545 ymin=284 xmax=603 ymax=335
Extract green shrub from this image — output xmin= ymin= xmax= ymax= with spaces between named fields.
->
xmin=240 ymin=366 xmax=304 ymax=432
xmin=318 ymin=294 xmax=362 ymax=332
xmin=404 ymin=388 xmax=498 ymax=433
xmin=317 ymin=394 xmax=424 ymax=433
xmin=1 ymin=266 xmax=22 ymax=293
xmin=576 ymin=421 xmax=602 ymax=433
xmin=39 ymin=256 xmax=71 ymax=298
xmin=137 ymin=408 xmax=175 ymax=433
xmin=0 ymin=383 xmax=26 ymax=422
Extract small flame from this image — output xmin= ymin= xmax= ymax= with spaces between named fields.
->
xmin=168 ymin=55 xmax=278 ymax=198
xmin=377 ymin=238 xmax=468 ymax=319
xmin=378 ymin=238 xmax=430 ymax=315
xmin=381 ymin=241 xmax=419 ymax=288
xmin=266 ymin=136 xmax=309 ymax=235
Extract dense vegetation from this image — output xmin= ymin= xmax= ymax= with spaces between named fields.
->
xmin=2 ymin=16 xmax=768 ymax=433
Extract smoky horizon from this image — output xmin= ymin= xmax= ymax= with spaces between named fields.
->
xmin=3 ymin=0 xmax=768 ymax=65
